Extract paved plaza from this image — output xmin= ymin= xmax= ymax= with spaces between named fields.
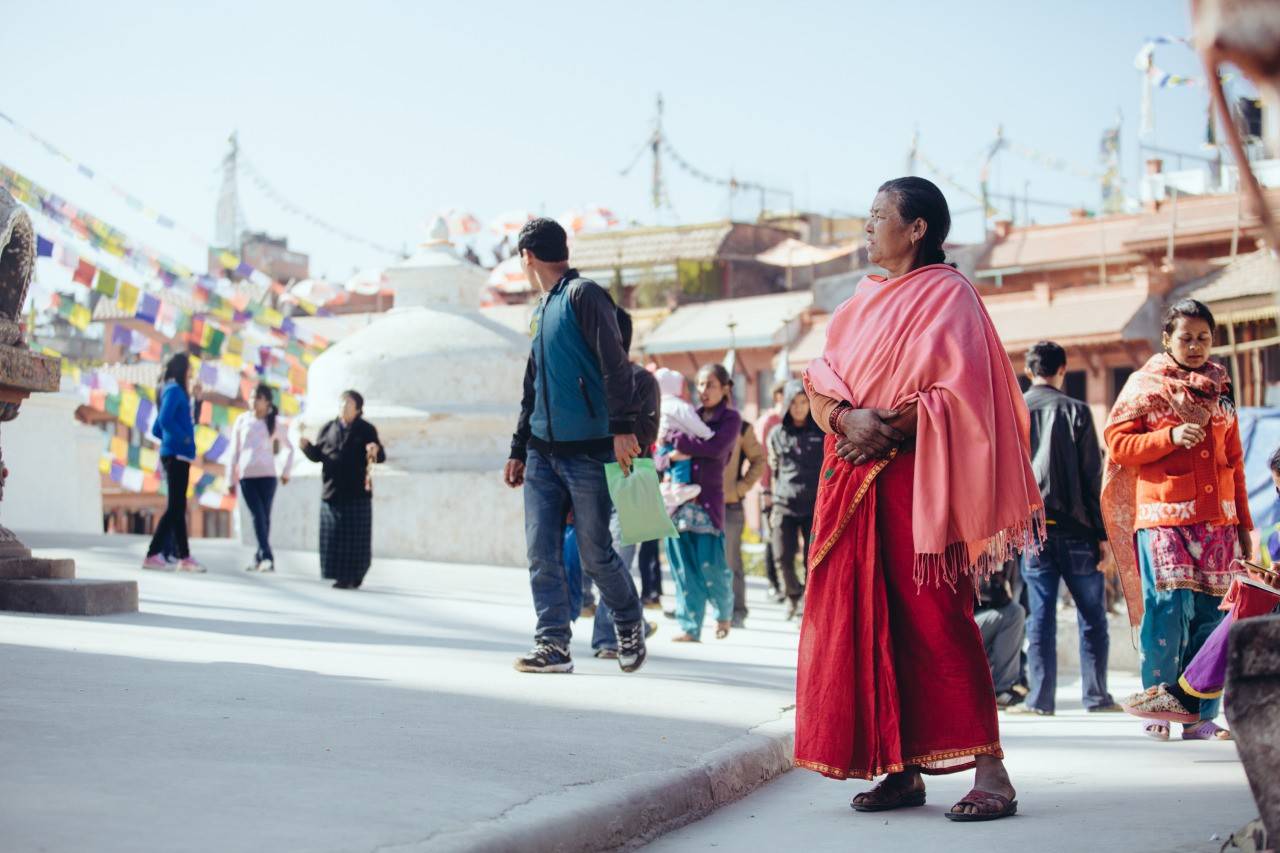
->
xmin=0 ymin=532 xmax=1258 ymax=853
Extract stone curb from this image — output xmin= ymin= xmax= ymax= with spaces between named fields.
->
xmin=405 ymin=714 xmax=795 ymax=853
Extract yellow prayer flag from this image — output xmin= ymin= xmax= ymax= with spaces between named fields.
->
xmin=226 ymin=335 xmax=244 ymax=355
xmin=117 ymin=282 xmax=139 ymax=314
xmin=68 ymin=303 xmax=91 ymax=330
xmin=195 ymin=425 xmax=219 ymax=457
xmin=140 ymin=447 xmax=159 ymax=472
xmin=188 ymin=356 xmax=202 ymax=376
xmin=280 ymin=393 xmax=300 ymax=416
xmin=221 ymin=352 xmax=243 ymax=369
xmin=118 ymin=389 xmax=140 ymax=428
xmin=98 ymin=455 xmax=111 ymax=475
xmin=228 ymin=407 xmax=247 ymax=423
xmin=262 ymin=307 xmax=284 ymax=328
xmin=218 ymin=251 xmax=239 ymax=269
xmin=212 ymin=304 xmax=235 ymax=323
xmin=110 ymin=436 xmax=127 ymax=461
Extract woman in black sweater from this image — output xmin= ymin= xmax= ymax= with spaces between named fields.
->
xmin=300 ymin=389 xmax=386 ymax=589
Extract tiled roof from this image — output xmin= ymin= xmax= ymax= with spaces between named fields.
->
xmin=641 ymin=290 xmax=813 ymax=355
xmin=570 ymin=222 xmax=736 ymax=271
xmin=1187 ymin=249 xmax=1280 ymax=304
xmin=1125 ymin=188 xmax=1280 ymax=249
xmin=979 ymin=216 xmax=1144 ymax=272
xmin=981 ymin=286 xmax=1157 ymax=349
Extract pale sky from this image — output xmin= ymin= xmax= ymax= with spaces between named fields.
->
xmin=3 ymin=0 xmax=1238 ymax=282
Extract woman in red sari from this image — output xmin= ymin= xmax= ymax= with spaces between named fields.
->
xmin=799 ymin=177 xmax=1044 ymax=822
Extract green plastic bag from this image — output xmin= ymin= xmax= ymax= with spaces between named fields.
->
xmin=604 ymin=458 xmax=679 ymax=545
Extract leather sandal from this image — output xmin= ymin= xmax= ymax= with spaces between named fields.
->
xmin=850 ymin=782 xmax=926 ymax=812
xmin=945 ymin=789 xmax=1018 ymax=822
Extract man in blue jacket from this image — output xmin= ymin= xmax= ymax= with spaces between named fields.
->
xmin=504 ymin=218 xmax=646 ymax=674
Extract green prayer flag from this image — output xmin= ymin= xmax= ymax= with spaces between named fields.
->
xmin=212 ymin=404 xmax=229 ymax=428
xmin=127 ymin=444 xmax=141 ymax=468
xmin=95 ymin=271 xmax=118 ymax=298
xmin=207 ymin=329 xmax=226 ymax=357
xmin=105 ymin=394 xmax=121 ymax=417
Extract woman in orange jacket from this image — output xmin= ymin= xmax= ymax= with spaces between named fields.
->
xmin=1102 ymin=299 xmax=1252 ymax=742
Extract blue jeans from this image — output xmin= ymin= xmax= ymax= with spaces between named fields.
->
xmin=239 ymin=476 xmax=278 ymax=564
xmin=591 ymin=510 xmax=638 ymax=651
xmin=524 ymin=447 xmax=642 ymax=648
xmin=1023 ymin=534 xmax=1114 ymax=713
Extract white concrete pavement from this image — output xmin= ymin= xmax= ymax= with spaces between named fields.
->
xmin=0 ymin=531 xmax=798 ymax=853
xmin=645 ymin=676 xmax=1258 ymax=853
xmin=0 ymin=532 xmax=1260 ymax=853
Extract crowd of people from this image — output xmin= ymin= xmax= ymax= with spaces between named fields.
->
xmin=133 ymin=180 xmax=1280 ymax=825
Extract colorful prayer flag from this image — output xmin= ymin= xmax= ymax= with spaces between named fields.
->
xmin=95 ymin=271 xmax=118 ymax=298
xmin=72 ymin=259 xmax=96 ymax=287
xmin=117 ymin=281 xmax=139 ymax=314
xmin=68 ymin=303 xmax=91 ymax=330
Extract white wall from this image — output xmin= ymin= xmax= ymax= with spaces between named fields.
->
xmin=3 ymin=392 xmax=102 ymax=534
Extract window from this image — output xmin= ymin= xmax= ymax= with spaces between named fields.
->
xmin=1064 ymin=370 xmax=1086 ymax=402
xmin=1110 ymin=367 xmax=1134 ymax=406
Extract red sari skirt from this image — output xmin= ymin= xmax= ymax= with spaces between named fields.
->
xmin=794 ymin=438 xmax=1002 ymax=780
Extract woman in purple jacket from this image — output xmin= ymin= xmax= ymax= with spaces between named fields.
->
xmin=662 ymin=363 xmax=742 ymax=642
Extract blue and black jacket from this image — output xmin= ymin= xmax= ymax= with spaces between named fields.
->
xmin=509 ymin=270 xmax=638 ymax=461
xmin=151 ymin=380 xmax=197 ymax=461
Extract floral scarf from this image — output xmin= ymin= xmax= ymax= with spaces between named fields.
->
xmin=1101 ymin=353 xmax=1233 ymax=624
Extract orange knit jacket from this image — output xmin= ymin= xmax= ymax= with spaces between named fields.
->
xmin=1104 ymin=407 xmax=1252 ymax=531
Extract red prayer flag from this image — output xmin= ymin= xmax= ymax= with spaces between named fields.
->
xmin=199 ymin=404 xmax=213 ymax=426
xmin=72 ymin=259 xmax=96 ymax=287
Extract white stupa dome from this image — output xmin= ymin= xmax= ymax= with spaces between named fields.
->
xmin=383 ymin=216 xmax=486 ymax=309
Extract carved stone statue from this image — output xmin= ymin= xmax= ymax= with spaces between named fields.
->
xmin=0 ymin=188 xmax=136 ymax=614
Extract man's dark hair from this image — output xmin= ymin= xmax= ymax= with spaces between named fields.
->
xmin=342 ymin=389 xmax=364 ymax=414
xmin=616 ymin=306 xmax=633 ymax=352
xmin=1269 ymin=444 xmax=1280 ymax=475
xmin=1025 ymin=341 xmax=1067 ymax=378
xmin=516 ymin=217 xmax=569 ymax=263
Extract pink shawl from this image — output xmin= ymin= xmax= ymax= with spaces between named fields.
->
xmin=805 ymin=264 xmax=1044 ymax=584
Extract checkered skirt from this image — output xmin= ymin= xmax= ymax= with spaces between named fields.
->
xmin=319 ymin=497 xmax=373 ymax=586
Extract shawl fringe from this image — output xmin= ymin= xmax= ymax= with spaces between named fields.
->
xmin=913 ymin=506 xmax=1047 ymax=589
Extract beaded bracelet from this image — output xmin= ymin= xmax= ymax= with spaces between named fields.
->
xmin=829 ymin=402 xmax=852 ymax=434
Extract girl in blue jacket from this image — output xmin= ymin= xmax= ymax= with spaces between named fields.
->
xmin=143 ymin=353 xmax=205 ymax=571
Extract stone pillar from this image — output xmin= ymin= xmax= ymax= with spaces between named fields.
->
xmin=0 ymin=188 xmax=136 ymax=615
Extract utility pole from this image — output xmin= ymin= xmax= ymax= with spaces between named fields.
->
xmin=215 ymin=131 xmax=245 ymax=250
xmin=651 ymin=95 xmax=665 ymax=211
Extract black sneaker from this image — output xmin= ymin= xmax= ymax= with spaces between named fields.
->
xmin=615 ymin=621 xmax=647 ymax=673
xmin=513 ymin=641 xmax=574 ymax=673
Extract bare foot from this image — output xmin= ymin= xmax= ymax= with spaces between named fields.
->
xmin=950 ymin=755 xmax=1016 ymax=817
xmin=671 ymin=633 xmax=699 ymax=643
xmin=715 ymin=620 xmax=731 ymax=639
xmin=851 ymin=768 xmax=925 ymax=811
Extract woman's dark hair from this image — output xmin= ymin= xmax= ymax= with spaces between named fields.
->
xmin=342 ymin=389 xmax=364 ymax=415
xmin=517 ymin=217 xmax=569 ymax=263
xmin=159 ymin=352 xmax=190 ymax=393
xmin=1269 ymin=444 xmax=1280 ymax=476
xmin=697 ymin=363 xmax=733 ymax=389
xmin=1025 ymin=341 xmax=1067 ymax=378
xmin=877 ymin=176 xmax=953 ymax=268
xmin=255 ymin=383 xmax=278 ymax=437
xmin=1162 ymin=298 xmax=1216 ymax=336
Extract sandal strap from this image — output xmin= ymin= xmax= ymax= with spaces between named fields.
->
xmin=954 ymin=789 xmax=1012 ymax=812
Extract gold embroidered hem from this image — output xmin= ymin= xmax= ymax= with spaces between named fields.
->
xmin=795 ymin=741 xmax=1004 ymax=781
xmin=1179 ymin=674 xmax=1224 ymax=700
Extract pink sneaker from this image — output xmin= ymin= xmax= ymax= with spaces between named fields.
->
xmin=177 ymin=557 xmax=207 ymax=573
xmin=141 ymin=555 xmax=173 ymax=571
